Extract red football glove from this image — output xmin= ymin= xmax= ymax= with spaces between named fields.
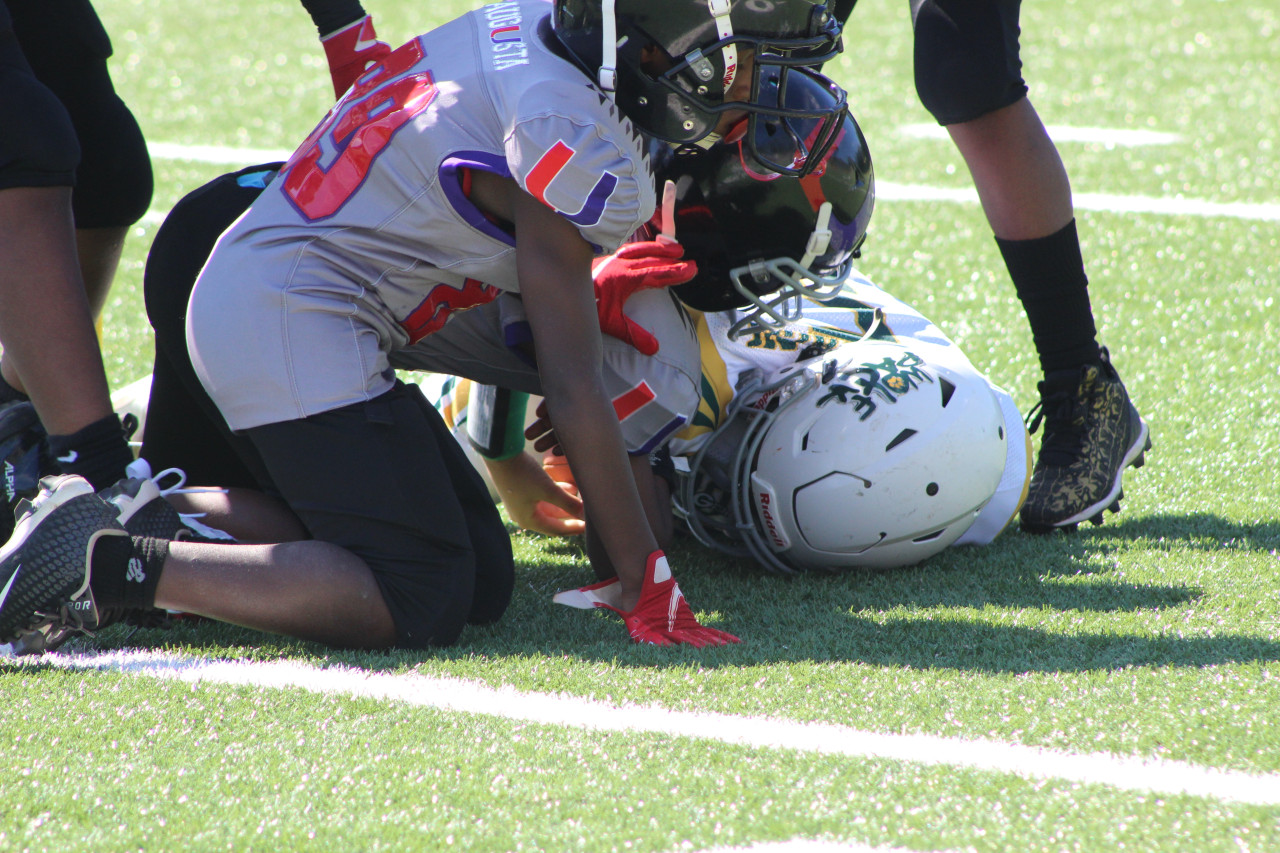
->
xmin=321 ymin=15 xmax=392 ymax=97
xmin=553 ymin=550 xmax=739 ymax=647
xmin=592 ymin=240 xmax=697 ymax=356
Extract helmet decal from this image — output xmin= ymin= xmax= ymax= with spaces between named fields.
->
xmin=816 ymin=350 xmax=934 ymax=420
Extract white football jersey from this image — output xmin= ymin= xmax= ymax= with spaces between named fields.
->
xmin=188 ymin=0 xmax=656 ymax=430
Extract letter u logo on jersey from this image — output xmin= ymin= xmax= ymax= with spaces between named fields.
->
xmin=526 ymin=141 xmax=618 ymax=228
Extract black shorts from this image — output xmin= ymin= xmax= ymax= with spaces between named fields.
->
xmin=0 ymin=2 xmax=79 ymax=190
xmin=246 ymin=382 xmax=515 ymax=648
xmin=5 ymin=0 xmax=151 ymax=227
xmin=143 ymin=164 xmax=514 ymax=648
xmin=910 ymin=0 xmax=1028 ymax=125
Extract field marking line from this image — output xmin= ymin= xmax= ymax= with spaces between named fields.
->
xmin=699 ymin=842 xmax=966 ymax=853
xmin=700 ymin=842 xmax=966 ymax=853
xmin=146 ymin=141 xmax=293 ymax=165
xmin=875 ymin=181 xmax=1280 ymax=222
xmin=897 ymin=123 xmax=1181 ymax=146
xmin=139 ymin=141 xmax=1280 ymax=223
xmin=42 ymin=649 xmax=1280 ymax=808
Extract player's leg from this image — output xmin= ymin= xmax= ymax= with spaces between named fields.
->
xmin=233 ymin=381 xmax=505 ymax=646
xmin=910 ymin=0 xmax=1149 ymax=532
xmin=405 ymin=384 xmax=514 ymax=627
xmin=0 ymin=8 xmax=132 ymax=523
xmin=8 ymin=0 xmax=152 ymax=318
xmin=1 ymin=383 xmax=506 ymax=648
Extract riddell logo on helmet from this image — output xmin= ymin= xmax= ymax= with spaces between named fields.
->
xmin=756 ymin=489 xmax=789 ymax=549
xmin=721 ymin=60 xmax=737 ymax=91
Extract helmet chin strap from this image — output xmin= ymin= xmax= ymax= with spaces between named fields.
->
xmin=599 ymin=0 xmax=617 ymax=90
xmin=706 ymin=0 xmax=738 ymax=95
xmin=798 ymin=202 xmax=833 ymax=269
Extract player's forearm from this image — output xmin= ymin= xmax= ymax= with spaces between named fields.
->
xmin=539 ymin=378 xmax=656 ymax=608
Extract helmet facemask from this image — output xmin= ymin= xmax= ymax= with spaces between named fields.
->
xmin=656 ymin=72 xmax=875 ymax=332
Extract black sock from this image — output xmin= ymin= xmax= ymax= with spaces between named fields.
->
xmin=0 ymin=373 xmax=29 ymax=406
xmin=46 ymin=413 xmax=134 ymax=490
xmin=995 ymin=219 xmax=1103 ymax=375
xmin=90 ymin=535 xmax=169 ymax=611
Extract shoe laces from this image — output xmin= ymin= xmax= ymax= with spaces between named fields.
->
xmin=13 ymin=601 xmax=99 ymax=653
xmin=1025 ymin=372 xmax=1090 ymax=467
xmin=123 ymin=459 xmax=231 ymax=538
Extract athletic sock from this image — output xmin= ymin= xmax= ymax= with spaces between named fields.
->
xmin=46 ymin=413 xmax=134 ymax=490
xmin=995 ymin=219 xmax=1104 ymax=375
xmin=89 ymin=535 xmax=169 ymax=611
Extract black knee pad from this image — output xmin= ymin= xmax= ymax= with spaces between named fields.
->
xmin=911 ymin=0 xmax=1028 ymax=126
xmin=0 ymin=62 xmax=80 ymax=189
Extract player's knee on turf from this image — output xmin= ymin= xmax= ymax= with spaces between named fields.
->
xmin=910 ymin=0 xmax=1028 ymax=126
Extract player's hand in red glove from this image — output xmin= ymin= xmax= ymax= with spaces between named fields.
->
xmin=321 ymin=15 xmax=392 ymax=98
xmin=592 ymin=240 xmax=697 ymax=356
xmin=553 ymin=550 xmax=739 ymax=647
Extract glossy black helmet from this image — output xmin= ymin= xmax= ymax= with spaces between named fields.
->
xmin=552 ymin=0 xmax=845 ymax=171
xmin=656 ymin=68 xmax=874 ymax=334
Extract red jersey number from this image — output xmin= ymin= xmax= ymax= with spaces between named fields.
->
xmin=283 ymin=38 xmax=437 ymax=221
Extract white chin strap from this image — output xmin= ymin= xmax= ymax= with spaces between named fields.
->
xmin=599 ymin=0 xmax=618 ymax=90
xmin=798 ymin=202 xmax=833 ymax=269
xmin=707 ymin=0 xmax=738 ymax=94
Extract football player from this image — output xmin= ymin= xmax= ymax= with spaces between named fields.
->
xmin=830 ymin=0 xmax=1150 ymax=532
xmin=0 ymin=0 xmax=391 ymax=541
xmin=0 ymin=0 xmax=848 ymax=650
xmin=428 ymin=74 xmax=1031 ymax=577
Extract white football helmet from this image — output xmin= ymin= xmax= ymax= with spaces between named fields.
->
xmin=674 ymin=335 xmax=1008 ymax=572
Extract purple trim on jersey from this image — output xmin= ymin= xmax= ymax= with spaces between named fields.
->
xmin=561 ymin=171 xmax=619 ymax=230
xmin=502 ymin=320 xmax=537 ymax=368
xmin=633 ymin=416 xmax=687 ymax=456
xmin=439 ymin=153 xmax=516 ymax=247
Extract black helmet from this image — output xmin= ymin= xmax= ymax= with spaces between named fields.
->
xmin=552 ymin=0 xmax=845 ymax=170
xmin=656 ymin=68 xmax=874 ymax=334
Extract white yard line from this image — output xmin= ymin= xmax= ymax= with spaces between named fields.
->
xmin=699 ymin=842 xmax=966 ymax=853
xmin=43 ymin=650 xmax=1280 ymax=808
xmin=897 ymin=123 xmax=1181 ymax=146
xmin=876 ymin=181 xmax=1280 ymax=222
xmin=140 ymin=141 xmax=1280 ymax=224
xmin=146 ymin=141 xmax=292 ymax=165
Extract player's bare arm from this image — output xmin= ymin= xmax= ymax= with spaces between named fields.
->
xmin=508 ymin=185 xmax=658 ymax=610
